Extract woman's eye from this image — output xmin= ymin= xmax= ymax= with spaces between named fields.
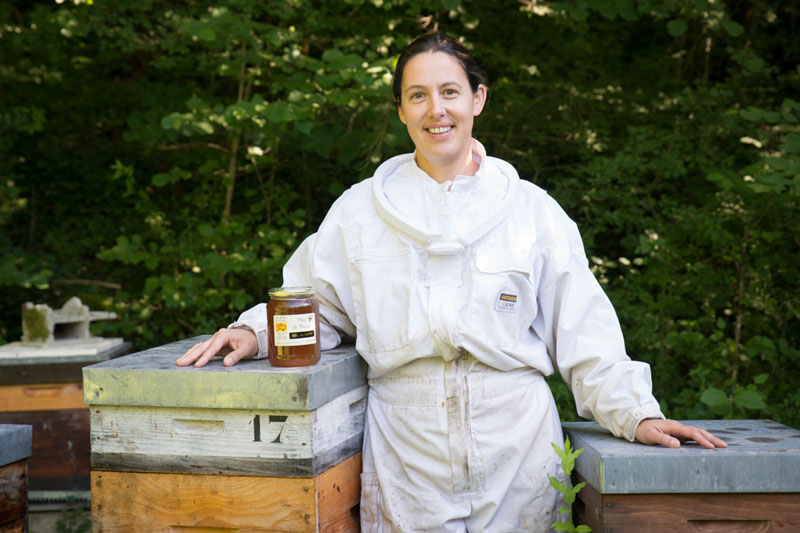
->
xmin=444 ymin=88 xmax=458 ymax=97
xmin=410 ymin=92 xmax=425 ymax=101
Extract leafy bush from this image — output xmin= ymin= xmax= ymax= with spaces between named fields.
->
xmin=2 ymin=1 xmax=797 ymax=428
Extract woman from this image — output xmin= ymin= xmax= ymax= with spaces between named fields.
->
xmin=177 ymin=33 xmax=725 ymax=532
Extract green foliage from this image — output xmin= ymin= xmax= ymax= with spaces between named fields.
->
xmin=549 ymin=438 xmax=591 ymax=532
xmin=1 ymin=1 xmax=798 ymax=429
xmin=55 ymin=496 xmax=91 ymax=533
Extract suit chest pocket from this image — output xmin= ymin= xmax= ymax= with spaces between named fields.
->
xmin=348 ymin=250 xmax=413 ymax=354
xmin=470 ymin=250 xmax=538 ymax=348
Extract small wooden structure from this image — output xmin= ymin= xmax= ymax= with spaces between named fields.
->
xmin=563 ymin=419 xmax=800 ymax=532
xmin=0 ymin=424 xmax=32 ymax=533
xmin=84 ymin=336 xmax=367 ymax=532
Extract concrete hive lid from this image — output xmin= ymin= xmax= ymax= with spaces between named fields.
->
xmin=0 ymin=424 xmax=32 ymax=467
xmin=562 ymin=419 xmax=800 ymax=494
xmin=82 ymin=336 xmax=366 ymax=411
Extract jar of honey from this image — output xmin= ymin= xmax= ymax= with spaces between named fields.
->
xmin=266 ymin=286 xmax=321 ymax=367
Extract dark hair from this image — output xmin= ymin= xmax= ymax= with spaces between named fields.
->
xmin=392 ymin=32 xmax=489 ymax=107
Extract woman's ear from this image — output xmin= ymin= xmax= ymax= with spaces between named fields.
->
xmin=473 ymin=84 xmax=487 ymax=117
xmin=397 ymin=104 xmax=407 ymax=125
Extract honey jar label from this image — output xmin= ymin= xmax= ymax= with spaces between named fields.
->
xmin=273 ymin=313 xmax=317 ymax=346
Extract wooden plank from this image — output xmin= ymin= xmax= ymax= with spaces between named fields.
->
xmin=572 ymin=472 xmax=602 ymax=532
xmin=91 ymin=470 xmax=317 ymax=532
xmin=0 ymin=361 xmax=89 ymax=385
xmin=0 ymin=383 xmax=86 ymax=412
xmin=89 ymin=386 xmax=366 ymax=477
xmin=317 ymin=453 xmax=361 ymax=533
xmin=0 ymin=409 xmax=90 ymax=491
xmin=311 ymin=388 xmax=366 ymax=472
xmin=600 ymin=492 xmax=800 ymax=532
xmin=0 ymin=517 xmax=25 ymax=533
xmin=83 ymin=337 xmax=366 ymax=411
xmin=0 ymin=459 xmax=27 ymax=530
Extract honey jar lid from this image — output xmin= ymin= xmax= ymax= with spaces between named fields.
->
xmin=268 ymin=286 xmax=316 ymax=299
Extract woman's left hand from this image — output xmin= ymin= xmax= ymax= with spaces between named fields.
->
xmin=635 ymin=419 xmax=728 ymax=449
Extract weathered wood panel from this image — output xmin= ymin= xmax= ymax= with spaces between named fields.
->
xmin=0 ymin=382 xmax=86 ymax=412
xmin=571 ymin=472 xmax=602 ymax=532
xmin=0 ymin=459 xmax=27 ymax=532
xmin=92 ymin=454 xmax=362 ymax=532
xmin=593 ymin=492 xmax=800 ymax=532
xmin=90 ymin=386 xmax=366 ymax=478
xmin=0 ymin=409 xmax=90 ymax=491
xmin=316 ymin=453 xmax=361 ymax=533
xmin=1 ymin=361 xmax=91 ymax=386
xmin=91 ymin=471 xmax=317 ymax=532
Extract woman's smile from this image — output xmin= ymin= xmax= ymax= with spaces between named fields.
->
xmin=426 ymin=125 xmax=454 ymax=136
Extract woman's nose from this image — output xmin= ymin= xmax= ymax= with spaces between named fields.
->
xmin=427 ymin=95 xmax=445 ymax=117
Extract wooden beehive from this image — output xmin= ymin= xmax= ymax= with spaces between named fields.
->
xmin=83 ymin=336 xmax=367 ymax=532
xmin=563 ymin=419 xmax=800 ymax=532
xmin=0 ymin=342 xmax=128 ymax=493
xmin=0 ymin=424 xmax=32 ymax=533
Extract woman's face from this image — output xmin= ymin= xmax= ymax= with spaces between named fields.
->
xmin=397 ymin=51 xmax=486 ymax=179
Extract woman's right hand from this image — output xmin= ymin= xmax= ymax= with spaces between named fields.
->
xmin=175 ymin=327 xmax=259 ymax=368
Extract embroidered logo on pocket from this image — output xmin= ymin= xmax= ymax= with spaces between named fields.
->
xmin=495 ymin=291 xmax=518 ymax=313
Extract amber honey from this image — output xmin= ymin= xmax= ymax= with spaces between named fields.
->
xmin=266 ymin=286 xmax=321 ymax=367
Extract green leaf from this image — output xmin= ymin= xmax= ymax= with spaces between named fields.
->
xmin=598 ymin=1 xmax=618 ymax=19
xmin=548 ymin=476 xmax=566 ymax=493
xmin=294 ymin=120 xmax=313 ymax=135
xmin=161 ymin=115 xmax=179 ymax=130
xmin=551 ymin=442 xmax=567 ymax=462
xmin=753 ymin=373 xmax=768 ymax=385
xmin=740 ymin=107 xmax=763 ymax=121
xmin=576 ymin=526 xmax=593 ymax=533
xmin=721 ymin=17 xmax=744 ymax=37
xmin=186 ymin=96 xmax=205 ymax=111
xmin=442 ymin=0 xmax=460 ymax=9
xmin=196 ymin=28 xmax=216 ymax=42
xmin=265 ymin=101 xmax=294 ymax=123
xmin=194 ymin=121 xmax=214 ymax=134
xmin=667 ymin=19 xmax=687 ymax=37
xmin=734 ymin=389 xmax=766 ymax=410
xmin=198 ymin=223 xmax=214 ymax=237
xmin=322 ymin=48 xmax=343 ymax=62
xmin=781 ymin=133 xmax=800 ymax=154
xmin=152 ymin=173 xmax=170 ymax=187
xmin=700 ymin=387 xmax=728 ymax=408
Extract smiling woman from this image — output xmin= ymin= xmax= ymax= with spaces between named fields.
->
xmin=177 ymin=32 xmax=726 ymax=532
xmin=395 ymin=49 xmax=486 ymax=183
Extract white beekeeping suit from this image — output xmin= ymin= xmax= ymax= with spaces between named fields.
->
xmin=232 ymin=139 xmax=664 ymax=532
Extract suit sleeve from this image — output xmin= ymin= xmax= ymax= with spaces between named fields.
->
xmin=531 ymin=198 xmax=664 ymax=441
xmin=229 ymin=227 xmax=357 ymax=358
